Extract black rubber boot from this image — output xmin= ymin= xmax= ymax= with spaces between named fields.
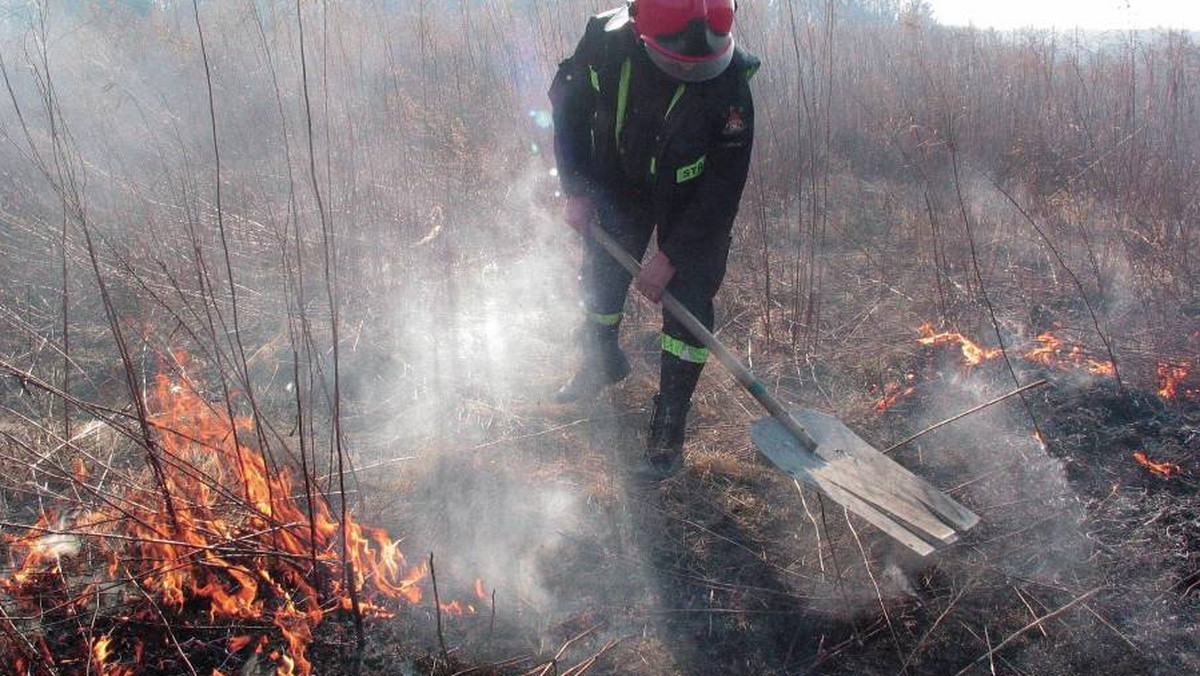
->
xmin=554 ymin=321 xmax=631 ymax=403
xmin=644 ymin=352 xmax=704 ymax=478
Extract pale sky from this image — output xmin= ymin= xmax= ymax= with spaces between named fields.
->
xmin=924 ymin=0 xmax=1200 ymax=31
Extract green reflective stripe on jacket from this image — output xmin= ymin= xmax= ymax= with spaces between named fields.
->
xmin=590 ymin=312 xmax=623 ymax=326
xmin=665 ymin=83 xmax=687 ymax=119
xmin=589 ymin=65 xmax=601 ymax=92
xmin=676 ymin=155 xmax=706 ymax=183
xmin=649 ymin=84 xmax=687 ymax=180
xmin=661 ymin=333 xmax=710 ymax=364
xmin=615 ymin=58 xmax=632 ymax=144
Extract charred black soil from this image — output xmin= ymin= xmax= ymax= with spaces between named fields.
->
xmin=346 ymin=354 xmax=1197 ymax=676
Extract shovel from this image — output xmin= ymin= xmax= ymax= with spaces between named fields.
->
xmin=589 ymin=226 xmax=979 ymax=556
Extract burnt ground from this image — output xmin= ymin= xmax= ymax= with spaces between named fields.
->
xmin=336 ymin=340 xmax=1198 ymax=676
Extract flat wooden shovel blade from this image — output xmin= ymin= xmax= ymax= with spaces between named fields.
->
xmin=752 ymin=408 xmax=979 ymax=557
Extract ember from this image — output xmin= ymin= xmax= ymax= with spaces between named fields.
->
xmin=1156 ymin=362 xmax=1190 ymax=399
xmin=873 ymin=381 xmax=916 ymax=413
xmin=1132 ymin=451 xmax=1182 ymax=479
xmin=439 ymin=600 xmax=477 ymax=616
xmin=917 ymin=323 xmax=1002 ymax=366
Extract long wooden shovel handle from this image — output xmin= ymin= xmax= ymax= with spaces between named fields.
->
xmin=589 ymin=227 xmax=820 ymax=452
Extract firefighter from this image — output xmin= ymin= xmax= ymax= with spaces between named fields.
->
xmin=549 ymin=0 xmax=758 ymax=476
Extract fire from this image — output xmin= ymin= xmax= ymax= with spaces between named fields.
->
xmin=1133 ymin=451 xmax=1182 ymax=479
xmin=474 ymin=577 xmax=488 ymax=601
xmin=90 ymin=634 xmax=135 ymax=676
xmin=0 ymin=355 xmax=480 ymax=675
xmin=872 ymin=381 xmax=916 ymax=413
xmin=439 ymin=600 xmax=477 ymax=616
xmin=917 ymin=323 xmax=1002 ymax=366
xmin=1022 ymin=332 xmax=1114 ymax=376
xmin=1157 ymin=362 xmax=1190 ymax=399
xmin=92 ymin=634 xmax=113 ymax=667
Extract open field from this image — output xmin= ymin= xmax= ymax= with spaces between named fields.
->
xmin=0 ymin=2 xmax=1195 ymax=675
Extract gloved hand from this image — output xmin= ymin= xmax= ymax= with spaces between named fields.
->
xmin=564 ymin=195 xmax=595 ymax=236
xmin=635 ymin=251 xmax=675 ymax=304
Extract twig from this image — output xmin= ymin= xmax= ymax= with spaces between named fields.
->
xmin=0 ymin=602 xmax=57 ymax=676
xmin=983 ymin=625 xmax=995 ymax=676
xmin=817 ymin=494 xmax=849 ymax=607
xmin=450 ymin=656 xmax=534 ymax=676
xmin=843 ymin=507 xmax=905 ymax=673
xmin=980 ymin=171 xmax=1124 ymax=390
xmin=795 ymin=480 xmax=825 ymax=573
xmin=885 ymin=380 xmax=1049 ymax=453
xmin=948 ymin=136 xmax=1044 ymax=448
xmin=0 ymin=520 xmax=301 ymax=558
xmin=560 ymin=637 xmax=623 ymax=676
xmin=953 ymin=587 xmax=1102 ymax=676
xmin=127 ymin=569 xmax=199 ymax=676
xmin=898 ymin=579 xmax=975 ymax=674
xmin=1081 ymin=603 xmax=1139 ymax=653
xmin=530 ymin=625 xmax=598 ymax=676
xmin=1013 ymin=587 xmax=1047 ymax=637
xmin=430 ymin=552 xmax=450 ymax=671
xmin=291 ymin=0 xmax=363 ymax=655
xmin=489 ymin=588 xmax=496 ymax=641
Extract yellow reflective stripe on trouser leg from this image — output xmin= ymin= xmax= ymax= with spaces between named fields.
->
xmin=661 ymin=333 xmax=710 ymax=364
xmin=590 ymin=312 xmax=623 ymax=326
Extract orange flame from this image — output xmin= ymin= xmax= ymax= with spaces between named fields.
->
xmin=1022 ymin=332 xmax=1114 ymax=376
xmin=873 ymin=382 xmax=916 ymax=413
xmin=0 ymin=354 xmax=474 ymax=676
xmin=438 ymin=600 xmax=478 ymax=616
xmin=1156 ymin=362 xmax=1190 ymax=399
xmin=92 ymin=634 xmax=113 ymax=668
xmin=1133 ymin=451 xmax=1181 ymax=479
xmin=917 ymin=323 xmax=1002 ymax=366
xmin=474 ymin=578 xmax=488 ymax=602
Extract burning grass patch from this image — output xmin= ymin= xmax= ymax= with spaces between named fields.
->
xmin=0 ymin=359 xmax=436 ymax=676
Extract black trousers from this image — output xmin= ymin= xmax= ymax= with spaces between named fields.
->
xmin=582 ymin=196 xmax=732 ymax=352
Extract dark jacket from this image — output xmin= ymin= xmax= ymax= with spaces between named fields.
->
xmin=550 ymin=9 xmax=759 ymax=262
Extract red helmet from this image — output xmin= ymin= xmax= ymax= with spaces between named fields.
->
xmin=631 ymin=0 xmax=736 ymax=82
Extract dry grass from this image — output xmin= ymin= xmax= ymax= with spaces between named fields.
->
xmin=0 ymin=2 xmax=1197 ymax=675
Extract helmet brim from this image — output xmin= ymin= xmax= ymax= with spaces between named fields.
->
xmin=643 ymin=36 xmax=734 ymax=83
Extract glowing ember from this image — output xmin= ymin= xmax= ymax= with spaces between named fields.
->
xmin=1133 ymin=451 xmax=1182 ymax=479
xmin=439 ymin=600 xmax=477 ymax=616
xmin=873 ymin=381 xmax=916 ymax=413
xmin=474 ymin=578 xmax=489 ymax=601
xmin=1156 ymin=362 xmax=1190 ymax=399
xmin=0 ymin=355 xmax=479 ymax=676
xmin=917 ymin=323 xmax=1002 ymax=366
xmin=1022 ymin=332 xmax=1114 ymax=376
